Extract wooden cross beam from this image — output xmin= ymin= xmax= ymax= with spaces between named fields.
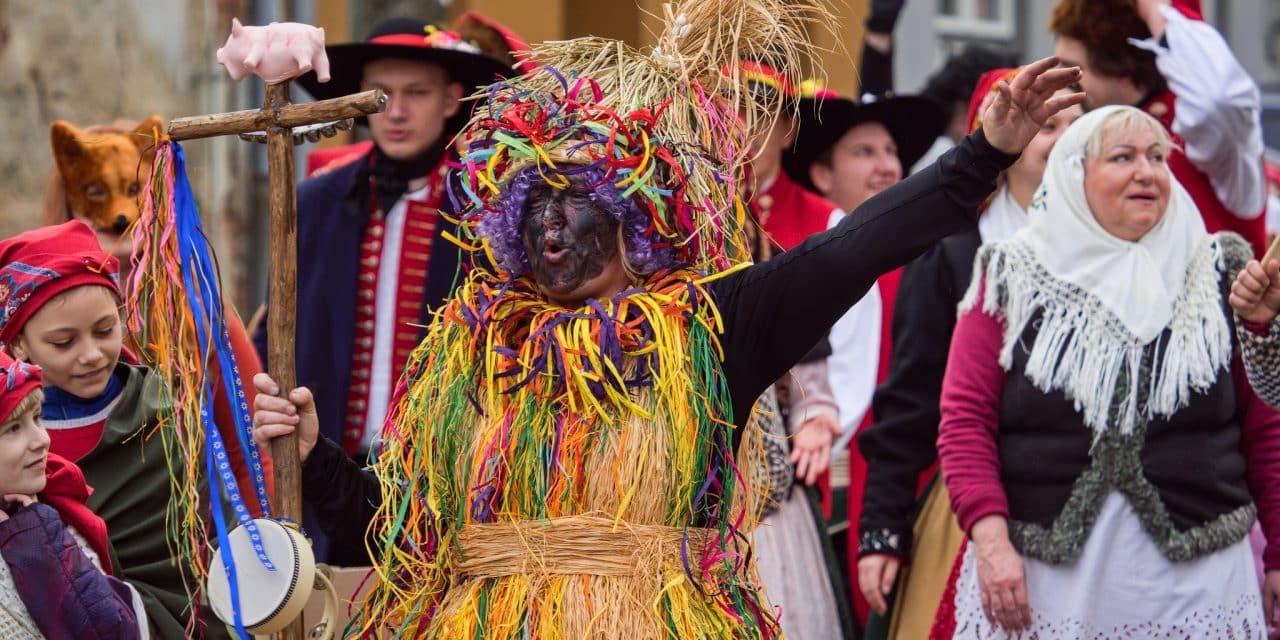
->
xmin=168 ymin=81 xmax=385 ymax=640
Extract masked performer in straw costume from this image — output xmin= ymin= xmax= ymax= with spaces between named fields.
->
xmin=250 ymin=0 xmax=1084 ymax=636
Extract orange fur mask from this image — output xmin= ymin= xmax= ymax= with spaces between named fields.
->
xmin=46 ymin=116 xmax=162 ymax=233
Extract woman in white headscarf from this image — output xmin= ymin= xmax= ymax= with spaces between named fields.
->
xmin=934 ymin=105 xmax=1280 ymax=637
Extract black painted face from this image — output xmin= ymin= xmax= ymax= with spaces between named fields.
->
xmin=520 ymin=180 xmax=621 ymax=299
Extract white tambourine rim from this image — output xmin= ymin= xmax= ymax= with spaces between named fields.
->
xmin=207 ymin=518 xmax=314 ymax=632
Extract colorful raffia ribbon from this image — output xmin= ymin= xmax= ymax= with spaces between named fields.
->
xmin=125 ymin=141 xmax=274 ymax=639
xmin=346 ymin=268 xmax=776 ymax=638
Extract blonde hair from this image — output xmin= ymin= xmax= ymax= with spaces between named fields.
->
xmin=1084 ymin=108 xmax=1176 ymax=161
xmin=3 ymin=389 xmax=44 ymax=425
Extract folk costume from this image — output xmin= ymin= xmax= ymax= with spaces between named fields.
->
xmin=855 ymin=69 xmax=1021 ymax=640
xmin=286 ymin=0 xmax=1029 ymax=636
xmin=781 ymin=81 xmax=946 ymax=626
xmin=0 ymin=221 xmax=231 ymax=638
xmin=253 ymin=18 xmax=514 ymax=459
xmin=935 ymin=106 xmax=1280 ymax=637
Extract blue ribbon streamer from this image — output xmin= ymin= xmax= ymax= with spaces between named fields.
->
xmin=205 ymin=410 xmax=249 ymax=639
xmin=172 ymin=143 xmax=278 ymax=637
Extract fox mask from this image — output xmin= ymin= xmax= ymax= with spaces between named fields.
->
xmin=49 ymin=116 xmax=162 ymax=233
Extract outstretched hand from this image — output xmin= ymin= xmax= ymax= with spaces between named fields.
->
xmin=981 ymin=56 xmax=1085 ymax=156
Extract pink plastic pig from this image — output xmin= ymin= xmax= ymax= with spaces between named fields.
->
xmin=216 ymin=18 xmax=330 ymax=85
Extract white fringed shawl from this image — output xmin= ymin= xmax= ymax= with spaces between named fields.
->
xmin=960 ymin=235 xmax=1233 ymax=436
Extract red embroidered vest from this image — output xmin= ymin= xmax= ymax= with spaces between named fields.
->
xmin=754 ymin=170 xmax=839 ymax=252
xmin=342 ymin=164 xmax=447 ymax=453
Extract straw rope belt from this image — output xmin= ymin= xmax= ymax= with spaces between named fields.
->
xmin=455 ymin=515 xmax=717 ymax=579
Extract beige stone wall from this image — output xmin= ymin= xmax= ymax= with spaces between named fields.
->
xmin=1 ymin=0 xmax=181 ymax=235
xmin=0 ymin=0 xmax=259 ymax=313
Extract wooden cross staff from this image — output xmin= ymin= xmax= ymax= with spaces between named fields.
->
xmin=168 ymin=82 xmax=385 ymax=639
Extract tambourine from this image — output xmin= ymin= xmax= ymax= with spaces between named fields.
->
xmin=207 ymin=518 xmax=338 ymax=638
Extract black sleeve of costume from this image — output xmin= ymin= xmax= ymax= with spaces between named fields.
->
xmin=855 ymin=231 xmax=977 ymax=557
xmin=300 ymin=436 xmax=381 ymax=550
xmin=799 ymin=336 xmax=833 ymax=363
xmin=713 ymin=129 xmax=1013 ymax=426
xmin=859 ymin=0 xmax=905 ymax=95
xmin=866 ymin=0 xmax=907 ymax=34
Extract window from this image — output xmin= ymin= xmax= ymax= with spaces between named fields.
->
xmin=934 ymin=0 xmax=1016 ymax=41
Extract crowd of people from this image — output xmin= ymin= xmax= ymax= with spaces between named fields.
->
xmin=1 ymin=0 xmax=1279 ymax=638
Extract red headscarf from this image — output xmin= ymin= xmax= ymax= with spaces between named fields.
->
xmin=0 ymin=220 xmax=119 ymax=347
xmin=0 ymin=352 xmax=41 ymax=426
xmin=966 ymin=67 xmax=1019 ymax=135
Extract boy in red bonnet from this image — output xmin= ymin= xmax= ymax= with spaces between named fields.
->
xmin=0 ymin=352 xmax=144 ymax=639
xmin=0 ymin=220 xmax=231 ymax=638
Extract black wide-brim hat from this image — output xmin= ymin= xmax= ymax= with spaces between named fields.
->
xmin=296 ymin=17 xmax=516 ymax=129
xmin=783 ymin=90 xmax=947 ymax=193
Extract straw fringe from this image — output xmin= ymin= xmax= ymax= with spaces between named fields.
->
xmin=348 ymin=268 xmax=777 ymax=638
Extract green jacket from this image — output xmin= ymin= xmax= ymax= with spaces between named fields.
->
xmin=79 ymin=363 xmax=229 ymax=639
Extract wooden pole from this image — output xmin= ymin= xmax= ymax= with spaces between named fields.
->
xmin=165 ymin=76 xmax=383 ymax=640
xmin=264 ymin=81 xmax=304 ymax=640
xmin=1264 ymin=235 xmax=1280 ymax=267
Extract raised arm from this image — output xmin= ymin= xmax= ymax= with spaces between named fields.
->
xmin=1132 ymin=2 xmax=1265 ymax=218
xmin=713 ymin=57 xmax=1082 ymax=422
xmin=715 ymin=129 xmax=1008 ymax=420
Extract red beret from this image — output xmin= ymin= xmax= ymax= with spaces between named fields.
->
xmin=0 ymin=221 xmax=119 ymax=346
xmin=0 ymin=352 xmax=41 ymax=424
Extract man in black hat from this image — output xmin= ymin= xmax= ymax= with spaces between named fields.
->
xmin=251 ymin=17 xmax=513 ymax=564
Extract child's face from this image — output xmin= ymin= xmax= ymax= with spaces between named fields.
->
xmin=10 ymin=286 xmax=122 ymax=399
xmin=0 ymin=403 xmax=49 ymax=497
